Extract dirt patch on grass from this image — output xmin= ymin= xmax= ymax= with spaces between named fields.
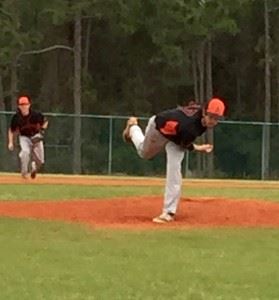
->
xmin=1 ymin=196 xmax=279 ymax=229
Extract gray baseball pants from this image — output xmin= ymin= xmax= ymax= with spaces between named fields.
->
xmin=19 ymin=136 xmax=45 ymax=176
xmin=130 ymin=116 xmax=185 ymax=214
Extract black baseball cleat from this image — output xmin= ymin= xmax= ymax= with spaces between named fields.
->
xmin=30 ymin=170 xmax=37 ymax=179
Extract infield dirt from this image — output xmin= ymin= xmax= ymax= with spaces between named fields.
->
xmin=1 ymin=174 xmax=279 ymax=229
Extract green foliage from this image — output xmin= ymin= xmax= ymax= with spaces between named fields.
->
xmin=0 ymin=0 xmax=278 ymax=161
xmin=0 ymin=0 xmax=274 ymax=117
xmin=0 ymin=5 xmax=22 ymax=63
xmin=214 ymin=123 xmax=262 ymax=178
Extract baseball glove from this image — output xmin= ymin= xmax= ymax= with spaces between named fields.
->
xmin=31 ymin=131 xmax=45 ymax=144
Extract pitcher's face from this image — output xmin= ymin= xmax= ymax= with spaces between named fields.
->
xmin=202 ymin=112 xmax=219 ymax=128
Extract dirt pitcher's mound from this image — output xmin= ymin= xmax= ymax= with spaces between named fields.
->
xmin=1 ymin=197 xmax=279 ymax=229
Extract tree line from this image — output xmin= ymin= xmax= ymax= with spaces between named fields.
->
xmin=0 ymin=0 xmax=278 ymax=176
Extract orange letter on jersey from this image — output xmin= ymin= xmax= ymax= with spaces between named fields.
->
xmin=160 ymin=120 xmax=178 ymax=135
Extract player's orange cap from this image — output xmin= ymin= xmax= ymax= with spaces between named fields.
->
xmin=17 ymin=96 xmax=31 ymax=105
xmin=206 ymin=98 xmax=225 ymax=117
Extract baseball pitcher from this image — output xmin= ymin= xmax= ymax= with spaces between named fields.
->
xmin=8 ymin=96 xmax=48 ymax=179
xmin=122 ymin=98 xmax=226 ymax=223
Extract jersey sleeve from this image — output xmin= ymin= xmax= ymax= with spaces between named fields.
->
xmin=37 ymin=113 xmax=46 ymax=126
xmin=185 ymin=143 xmax=194 ymax=151
xmin=179 ymin=125 xmax=199 ymax=151
xmin=10 ymin=115 xmax=18 ymax=132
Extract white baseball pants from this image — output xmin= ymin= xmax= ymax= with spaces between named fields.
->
xmin=19 ymin=136 xmax=45 ymax=176
xmin=129 ymin=116 xmax=185 ymax=214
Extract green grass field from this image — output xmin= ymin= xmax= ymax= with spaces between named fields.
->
xmin=0 ymin=178 xmax=279 ymax=299
xmin=0 ymin=183 xmax=278 ymax=201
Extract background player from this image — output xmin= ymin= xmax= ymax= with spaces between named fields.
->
xmin=8 ymin=96 xmax=48 ymax=179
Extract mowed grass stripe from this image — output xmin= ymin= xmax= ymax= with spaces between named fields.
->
xmin=0 ymin=184 xmax=278 ymax=201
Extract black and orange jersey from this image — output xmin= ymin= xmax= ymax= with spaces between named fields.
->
xmin=155 ymin=104 xmax=206 ymax=150
xmin=10 ymin=110 xmax=46 ymax=137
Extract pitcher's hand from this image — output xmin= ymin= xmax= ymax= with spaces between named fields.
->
xmin=8 ymin=142 xmax=14 ymax=151
xmin=194 ymin=144 xmax=213 ymax=153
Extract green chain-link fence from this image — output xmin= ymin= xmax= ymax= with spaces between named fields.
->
xmin=0 ymin=112 xmax=278 ymax=179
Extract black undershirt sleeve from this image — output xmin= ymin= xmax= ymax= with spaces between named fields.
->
xmin=10 ymin=115 xmax=18 ymax=132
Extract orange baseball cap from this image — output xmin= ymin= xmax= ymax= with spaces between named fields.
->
xmin=17 ymin=96 xmax=31 ymax=105
xmin=206 ymin=98 xmax=225 ymax=117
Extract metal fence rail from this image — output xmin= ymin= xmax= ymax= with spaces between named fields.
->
xmin=0 ymin=112 xmax=278 ymax=180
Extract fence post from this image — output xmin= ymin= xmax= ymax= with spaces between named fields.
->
xmin=261 ymin=124 xmax=264 ymax=180
xmin=261 ymin=124 xmax=270 ymax=180
xmin=108 ymin=117 xmax=113 ymax=175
